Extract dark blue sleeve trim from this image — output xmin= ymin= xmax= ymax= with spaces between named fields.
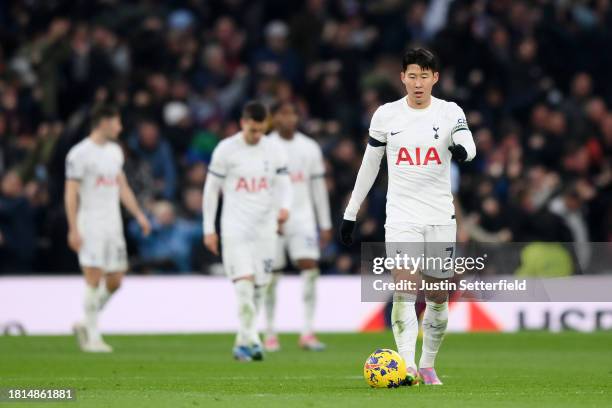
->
xmin=368 ymin=137 xmax=386 ymax=147
xmin=209 ymin=169 xmax=226 ymax=178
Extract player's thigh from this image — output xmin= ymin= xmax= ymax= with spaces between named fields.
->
xmin=287 ymin=231 xmax=320 ymax=269
xmin=273 ymin=235 xmax=288 ymax=271
xmin=422 ymin=224 xmax=457 ymax=280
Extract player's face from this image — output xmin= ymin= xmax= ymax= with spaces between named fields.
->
xmin=273 ymin=104 xmax=299 ymax=134
xmin=401 ymin=64 xmax=439 ymax=106
xmin=101 ymin=116 xmax=123 ymax=140
xmin=240 ymin=118 xmax=268 ymax=145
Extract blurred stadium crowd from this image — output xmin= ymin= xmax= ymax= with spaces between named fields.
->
xmin=0 ymin=0 xmax=611 ymax=274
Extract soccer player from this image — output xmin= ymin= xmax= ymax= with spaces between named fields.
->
xmin=265 ymin=101 xmax=332 ymax=352
xmin=339 ymin=48 xmax=476 ymax=385
xmin=203 ymin=101 xmax=292 ymax=362
xmin=65 ymin=104 xmax=151 ymax=353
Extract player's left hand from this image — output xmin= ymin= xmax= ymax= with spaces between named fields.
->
xmin=339 ymin=219 xmax=356 ymax=246
xmin=319 ymin=229 xmax=332 ymax=248
xmin=137 ymin=213 xmax=152 ymax=237
xmin=277 ymin=208 xmax=289 ymax=225
xmin=448 ymin=144 xmax=467 ymax=163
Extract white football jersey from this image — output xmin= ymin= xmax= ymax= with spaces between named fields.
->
xmin=370 ymin=96 xmax=472 ymax=226
xmin=268 ymin=131 xmax=330 ymax=234
xmin=208 ymin=132 xmax=289 ymax=239
xmin=65 ymin=138 xmax=124 ymax=231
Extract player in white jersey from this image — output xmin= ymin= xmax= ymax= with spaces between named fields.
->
xmin=65 ymin=105 xmax=151 ymax=353
xmin=340 ymin=49 xmax=476 ymax=385
xmin=203 ymin=101 xmax=292 ymax=362
xmin=264 ymin=101 xmax=332 ymax=352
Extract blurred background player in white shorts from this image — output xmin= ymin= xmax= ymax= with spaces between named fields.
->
xmin=65 ymin=104 xmax=151 ymax=353
xmin=203 ymin=101 xmax=292 ymax=362
xmin=265 ymin=102 xmax=332 ymax=352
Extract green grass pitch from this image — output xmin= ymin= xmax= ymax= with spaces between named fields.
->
xmin=1 ymin=332 xmax=611 ymax=407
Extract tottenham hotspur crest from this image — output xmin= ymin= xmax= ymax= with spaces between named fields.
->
xmin=433 ymin=125 xmax=439 ymax=139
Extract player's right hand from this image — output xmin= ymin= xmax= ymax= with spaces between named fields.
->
xmin=204 ymin=233 xmax=219 ymax=256
xmin=339 ymin=219 xmax=356 ymax=246
xmin=67 ymin=229 xmax=82 ymax=252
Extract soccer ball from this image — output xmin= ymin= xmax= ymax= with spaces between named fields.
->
xmin=363 ymin=348 xmax=407 ymax=388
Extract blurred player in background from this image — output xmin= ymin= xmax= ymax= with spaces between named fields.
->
xmin=65 ymin=105 xmax=151 ymax=352
xmin=340 ymin=49 xmax=476 ymax=384
xmin=203 ymin=101 xmax=292 ymax=362
xmin=265 ymin=102 xmax=332 ymax=352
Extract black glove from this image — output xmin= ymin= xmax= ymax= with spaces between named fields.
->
xmin=448 ymin=144 xmax=467 ymax=163
xmin=339 ymin=219 xmax=356 ymax=246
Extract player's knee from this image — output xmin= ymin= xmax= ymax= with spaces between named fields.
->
xmin=105 ymin=273 xmax=124 ymax=293
xmin=297 ymin=259 xmax=317 ymax=270
xmin=106 ymin=280 xmax=121 ymax=293
xmin=425 ymin=290 xmax=448 ymax=304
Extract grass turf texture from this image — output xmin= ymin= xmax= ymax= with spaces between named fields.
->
xmin=1 ymin=332 xmax=611 ymax=407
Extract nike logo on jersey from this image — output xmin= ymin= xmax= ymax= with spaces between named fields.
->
xmin=396 ymin=147 xmax=442 ymax=165
xmin=390 ymin=130 xmax=403 ymax=136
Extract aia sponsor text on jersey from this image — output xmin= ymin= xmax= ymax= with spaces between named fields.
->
xmin=395 ymin=146 xmax=442 ymax=165
xmin=235 ymin=177 xmax=269 ymax=192
xmin=95 ymin=175 xmax=120 ymax=187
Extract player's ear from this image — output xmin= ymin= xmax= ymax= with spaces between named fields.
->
xmin=432 ymin=71 xmax=439 ymax=85
xmin=400 ymin=70 xmax=407 ymax=85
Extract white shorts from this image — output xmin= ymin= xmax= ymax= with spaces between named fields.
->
xmin=78 ymin=229 xmax=128 ymax=273
xmin=273 ymin=231 xmax=320 ymax=270
xmin=385 ymin=224 xmax=456 ymax=279
xmin=221 ymin=237 xmax=276 ymax=285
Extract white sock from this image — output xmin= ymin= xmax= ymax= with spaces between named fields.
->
xmin=233 ymin=279 xmax=257 ymax=347
xmin=301 ymin=268 xmax=319 ymax=336
xmin=84 ymin=285 xmax=101 ymax=342
xmin=264 ymin=272 xmax=281 ymax=336
xmin=391 ymin=292 xmax=418 ymax=371
xmin=97 ymin=283 xmax=112 ymax=311
xmin=419 ymin=301 xmax=449 ymax=369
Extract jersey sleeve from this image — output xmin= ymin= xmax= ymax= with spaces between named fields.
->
xmin=273 ymin=140 xmax=292 ymax=210
xmin=65 ymin=148 xmax=86 ymax=181
xmin=310 ymin=142 xmax=326 ymax=178
xmin=208 ymin=143 xmax=228 ymax=178
xmin=447 ymin=102 xmax=476 ymax=161
xmin=368 ymin=105 xmax=388 ymax=144
xmin=447 ymin=102 xmax=470 ymax=140
xmin=116 ymin=144 xmax=125 ymax=168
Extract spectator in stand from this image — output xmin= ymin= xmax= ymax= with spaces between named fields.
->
xmin=128 ymin=120 xmax=177 ymax=200
xmin=129 ymin=200 xmax=202 ymax=274
xmin=0 ymin=171 xmax=37 ymax=272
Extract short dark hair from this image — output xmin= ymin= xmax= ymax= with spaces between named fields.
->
xmin=91 ymin=104 xmax=119 ymax=128
xmin=241 ymin=101 xmax=268 ymax=122
xmin=402 ymin=48 xmax=439 ymax=72
xmin=270 ymin=100 xmax=297 ymax=115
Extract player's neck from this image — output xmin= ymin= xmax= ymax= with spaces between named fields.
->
xmin=241 ymin=133 xmax=259 ymax=145
xmin=278 ymin=130 xmax=295 ymax=140
xmin=89 ymin=131 xmax=108 ymax=145
xmin=405 ymin=94 xmax=432 ymax=110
